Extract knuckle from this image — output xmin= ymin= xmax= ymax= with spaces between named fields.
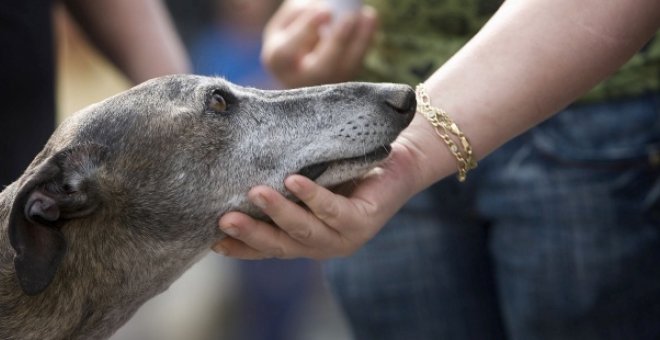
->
xmin=270 ymin=230 xmax=290 ymax=258
xmin=269 ymin=245 xmax=287 ymax=259
xmin=335 ymin=236 xmax=361 ymax=257
xmin=315 ymin=199 xmax=340 ymax=224
xmin=289 ymin=227 xmax=313 ymax=242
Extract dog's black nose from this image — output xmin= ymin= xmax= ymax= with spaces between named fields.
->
xmin=383 ymin=86 xmax=417 ymax=117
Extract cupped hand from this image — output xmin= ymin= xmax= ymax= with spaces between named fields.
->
xmin=212 ymin=141 xmax=423 ymax=260
xmin=261 ymin=0 xmax=378 ymax=88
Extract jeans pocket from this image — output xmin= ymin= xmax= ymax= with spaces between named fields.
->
xmin=530 ymin=94 xmax=660 ymax=225
xmin=531 ymin=93 xmax=660 ymax=167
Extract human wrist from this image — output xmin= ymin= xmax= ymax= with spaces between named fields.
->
xmin=415 ymin=83 xmax=477 ymax=182
xmin=392 ymin=111 xmax=463 ymax=193
xmin=392 ymin=76 xmax=491 ymax=190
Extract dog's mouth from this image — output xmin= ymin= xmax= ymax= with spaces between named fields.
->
xmin=297 ymin=145 xmax=393 ymax=181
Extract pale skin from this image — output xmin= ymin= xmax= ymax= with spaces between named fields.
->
xmin=213 ymin=0 xmax=660 ymax=259
xmin=63 ymin=0 xmax=191 ymax=83
xmin=260 ymin=0 xmax=379 ymax=88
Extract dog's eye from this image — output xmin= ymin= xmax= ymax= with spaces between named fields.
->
xmin=207 ymin=90 xmax=228 ymax=114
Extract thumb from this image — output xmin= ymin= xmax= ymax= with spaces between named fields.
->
xmin=351 ymin=143 xmax=421 ymax=220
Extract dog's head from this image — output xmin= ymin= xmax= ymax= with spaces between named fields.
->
xmin=6 ymin=75 xmax=415 ymax=295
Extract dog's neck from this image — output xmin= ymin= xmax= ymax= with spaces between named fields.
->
xmin=0 ymin=184 xmax=207 ymax=339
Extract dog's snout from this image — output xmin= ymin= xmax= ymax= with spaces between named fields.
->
xmin=383 ymin=86 xmax=417 ymax=117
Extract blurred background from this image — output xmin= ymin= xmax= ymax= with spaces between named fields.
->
xmin=54 ymin=1 xmax=353 ymax=339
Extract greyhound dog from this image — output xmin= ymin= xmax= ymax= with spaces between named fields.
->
xmin=0 ymin=75 xmax=415 ymax=339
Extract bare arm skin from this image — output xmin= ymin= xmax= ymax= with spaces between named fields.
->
xmin=213 ymin=0 xmax=660 ymax=259
xmin=63 ymin=0 xmax=191 ymax=83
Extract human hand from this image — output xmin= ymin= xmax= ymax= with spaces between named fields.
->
xmin=261 ymin=0 xmax=378 ymax=88
xmin=211 ymin=111 xmax=453 ymax=260
xmin=212 ymin=139 xmax=425 ymax=260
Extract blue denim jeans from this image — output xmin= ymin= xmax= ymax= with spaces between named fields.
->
xmin=324 ymin=93 xmax=660 ymax=340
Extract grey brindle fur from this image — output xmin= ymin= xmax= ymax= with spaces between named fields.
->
xmin=0 ymin=75 xmax=415 ymax=339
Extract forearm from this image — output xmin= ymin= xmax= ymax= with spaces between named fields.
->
xmin=63 ymin=0 xmax=191 ymax=83
xmin=211 ymin=0 xmax=658 ymax=260
xmin=402 ymin=0 xmax=660 ymax=192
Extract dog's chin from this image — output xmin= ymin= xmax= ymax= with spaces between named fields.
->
xmin=236 ymin=145 xmax=390 ymax=223
xmin=297 ymin=145 xmax=392 ymax=187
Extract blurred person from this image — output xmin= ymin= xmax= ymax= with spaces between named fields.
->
xmin=1 ymin=0 xmax=189 ymax=188
xmin=213 ymin=0 xmax=660 ymax=339
xmin=191 ymin=0 xmax=280 ymax=88
xmin=191 ymin=1 xmax=337 ymax=340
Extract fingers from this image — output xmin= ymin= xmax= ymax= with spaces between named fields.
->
xmin=304 ymin=7 xmax=378 ymax=83
xmin=211 ymin=143 xmax=425 ymax=260
xmin=215 ymin=183 xmax=350 ymax=259
xmin=216 ymin=211 xmax=304 ymax=259
xmin=280 ymin=6 xmax=331 ymax=55
xmin=262 ymin=4 xmax=332 ymax=87
xmin=265 ymin=0 xmax=307 ymax=31
xmin=288 ymin=173 xmax=390 ymax=243
xmin=254 ymin=183 xmax=356 ymax=256
xmin=282 ymin=175 xmax=379 ymax=251
xmin=212 ymin=236 xmax=267 ymax=260
xmin=213 ymin=176 xmax=370 ymax=259
xmin=301 ymin=15 xmax=358 ymax=74
xmin=263 ymin=2 xmax=379 ymax=87
xmin=284 ymin=175 xmax=348 ymax=230
xmin=343 ymin=7 xmax=378 ymax=72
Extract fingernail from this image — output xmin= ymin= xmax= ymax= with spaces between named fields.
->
xmin=286 ymin=177 xmax=302 ymax=193
xmin=252 ymin=193 xmax=268 ymax=210
xmin=220 ymin=220 xmax=239 ymax=237
xmin=222 ymin=226 xmax=239 ymax=237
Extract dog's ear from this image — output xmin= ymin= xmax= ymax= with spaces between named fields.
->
xmin=8 ymin=144 xmax=106 ymax=295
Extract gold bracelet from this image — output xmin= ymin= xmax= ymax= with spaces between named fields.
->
xmin=415 ymin=83 xmax=477 ymax=182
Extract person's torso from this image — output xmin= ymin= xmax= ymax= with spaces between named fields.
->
xmin=361 ymin=0 xmax=660 ymax=102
